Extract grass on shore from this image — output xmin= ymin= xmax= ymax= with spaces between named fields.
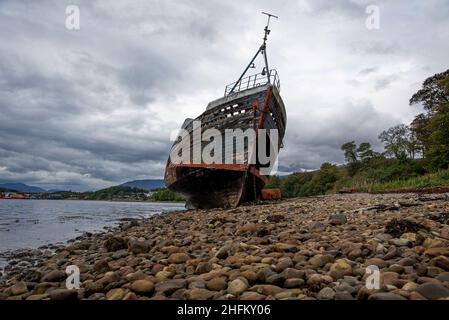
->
xmin=356 ymin=169 xmax=449 ymax=192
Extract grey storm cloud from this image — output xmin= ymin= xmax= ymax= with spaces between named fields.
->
xmin=0 ymin=0 xmax=448 ymax=190
xmin=278 ymin=98 xmax=401 ymax=172
xmin=358 ymin=67 xmax=378 ymax=76
xmin=305 ymin=0 xmax=366 ymax=18
xmin=375 ymin=74 xmax=400 ymax=91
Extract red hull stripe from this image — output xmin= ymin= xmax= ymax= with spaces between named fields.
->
xmin=249 ymin=166 xmax=268 ymax=183
xmin=174 ymin=163 xmax=247 ymax=171
xmin=173 ymin=163 xmax=268 ymax=183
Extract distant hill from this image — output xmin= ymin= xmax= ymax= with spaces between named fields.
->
xmin=87 ymin=185 xmax=149 ymax=201
xmin=0 ymin=187 xmax=17 ymax=193
xmin=0 ymin=182 xmax=46 ymax=193
xmin=47 ymin=189 xmax=67 ymax=193
xmin=0 ymin=180 xmax=165 ymax=193
xmin=120 ymin=179 xmax=165 ymax=191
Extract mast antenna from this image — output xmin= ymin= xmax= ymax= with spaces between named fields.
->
xmin=261 ymin=12 xmax=278 ymax=47
xmin=227 ymin=12 xmax=279 ymax=95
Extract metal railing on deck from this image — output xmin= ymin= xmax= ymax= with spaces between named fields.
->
xmin=224 ymin=69 xmax=280 ymax=96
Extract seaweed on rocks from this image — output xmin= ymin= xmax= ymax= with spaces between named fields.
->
xmin=385 ymin=218 xmax=427 ymax=238
xmin=427 ymin=212 xmax=449 ymax=224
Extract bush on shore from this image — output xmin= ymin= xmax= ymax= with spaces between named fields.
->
xmin=149 ymin=188 xmax=185 ymax=202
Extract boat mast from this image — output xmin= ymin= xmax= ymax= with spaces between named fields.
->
xmin=229 ymin=12 xmax=278 ymax=94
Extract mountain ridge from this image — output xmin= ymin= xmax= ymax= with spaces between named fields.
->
xmin=0 ymin=179 xmax=165 ymax=193
xmin=0 ymin=182 xmax=46 ymax=193
xmin=120 ymin=179 xmax=165 ymax=191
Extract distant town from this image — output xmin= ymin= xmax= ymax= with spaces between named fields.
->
xmin=0 ymin=192 xmax=28 ymax=200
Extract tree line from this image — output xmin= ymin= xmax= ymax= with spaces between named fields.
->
xmin=267 ymin=69 xmax=449 ymax=197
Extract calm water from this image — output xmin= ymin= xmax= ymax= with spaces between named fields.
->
xmin=0 ymin=200 xmax=184 ymax=268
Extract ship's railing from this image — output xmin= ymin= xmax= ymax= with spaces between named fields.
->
xmin=224 ymin=69 xmax=280 ymax=96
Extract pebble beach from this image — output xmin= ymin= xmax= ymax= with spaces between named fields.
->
xmin=1 ymin=193 xmax=449 ymax=300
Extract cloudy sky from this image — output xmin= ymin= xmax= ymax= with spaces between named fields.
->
xmin=0 ymin=0 xmax=448 ymax=191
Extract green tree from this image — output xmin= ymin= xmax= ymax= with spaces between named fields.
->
xmin=378 ymin=124 xmax=409 ymax=158
xmin=341 ymin=141 xmax=358 ymax=163
xmin=357 ymin=142 xmax=377 ymax=161
xmin=410 ymin=113 xmax=430 ymax=157
xmin=265 ymin=175 xmax=281 ymax=189
xmin=410 ymin=69 xmax=449 ymax=112
xmin=426 ymin=103 xmax=449 ymax=169
xmin=150 ymin=188 xmax=185 ymax=201
xmin=280 ymin=174 xmax=303 ymax=198
xmin=403 ymin=129 xmax=421 ymax=159
xmin=299 ymin=163 xmax=338 ymax=196
xmin=410 ymin=69 xmax=449 ymax=169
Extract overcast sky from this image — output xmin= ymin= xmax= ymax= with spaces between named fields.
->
xmin=0 ymin=0 xmax=448 ymax=191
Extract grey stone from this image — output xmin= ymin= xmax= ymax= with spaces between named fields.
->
xmin=368 ymin=292 xmax=406 ymax=300
xmin=415 ymin=282 xmax=449 ymax=300
xmin=317 ymin=287 xmax=335 ymax=300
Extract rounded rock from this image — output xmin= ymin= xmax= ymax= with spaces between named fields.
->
xmin=49 ymin=289 xmax=78 ymax=300
xmin=10 ymin=282 xmax=28 ymax=296
xmin=195 ymin=262 xmax=212 ymax=275
xmin=415 ymin=282 xmax=449 ymax=299
xmin=240 ymin=291 xmax=266 ymax=300
xmin=206 ymin=277 xmax=227 ymax=291
xmin=41 ymin=270 xmax=66 ymax=282
xmin=284 ymin=278 xmax=304 ymax=288
xmin=131 ymin=279 xmax=155 ymax=295
xmin=184 ymin=288 xmax=215 ymax=300
xmin=329 ymin=259 xmax=353 ymax=280
xmin=168 ymin=253 xmax=189 ymax=264
xmin=227 ymin=278 xmax=248 ymax=296
xmin=317 ymin=287 xmax=335 ymax=300
xmin=368 ymin=292 xmax=406 ymax=300
xmin=274 ymin=257 xmax=293 ymax=272
xmin=103 ymin=236 xmax=127 ymax=252
xmin=106 ymin=288 xmax=126 ymax=300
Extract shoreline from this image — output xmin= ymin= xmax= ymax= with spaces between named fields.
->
xmin=0 ymin=198 xmax=185 ymax=204
xmin=1 ymin=193 xmax=449 ymax=300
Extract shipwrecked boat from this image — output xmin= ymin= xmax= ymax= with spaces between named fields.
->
xmin=164 ymin=13 xmax=287 ymax=208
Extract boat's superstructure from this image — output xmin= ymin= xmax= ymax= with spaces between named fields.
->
xmin=164 ymin=13 xmax=287 ymax=208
